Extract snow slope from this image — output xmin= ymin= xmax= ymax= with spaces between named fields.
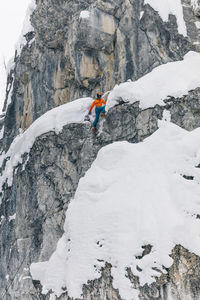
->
xmin=31 ymin=119 xmax=200 ymax=300
xmin=144 ymin=0 xmax=187 ymax=35
xmin=107 ymin=51 xmax=200 ymax=110
xmin=0 ymin=98 xmax=93 ymax=192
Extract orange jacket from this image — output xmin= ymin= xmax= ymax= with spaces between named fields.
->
xmin=89 ymin=98 xmax=106 ymax=112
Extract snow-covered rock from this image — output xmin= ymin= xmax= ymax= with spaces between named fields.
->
xmin=30 ymin=120 xmax=200 ymax=300
xmin=107 ymin=51 xmax=200 ymax=110
xmin=1 ymin=0 xmax=200 ymax=299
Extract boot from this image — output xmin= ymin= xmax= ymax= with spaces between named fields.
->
xmin=92 ymin=127 xmax=98 ymax=133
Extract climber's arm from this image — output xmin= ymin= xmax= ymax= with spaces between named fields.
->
xmin=89 ymin=101 xmax=96 ymax=113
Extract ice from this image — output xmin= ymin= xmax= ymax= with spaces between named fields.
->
xmin=9 ymin=213 xmax=16 ymax=222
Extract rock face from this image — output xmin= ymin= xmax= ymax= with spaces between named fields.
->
xmin=1 ymin=88 xmax=200 ymax=299
xmin=1 ymin=0 xmax=200 ymax=299
xmin=2 ymin=0 xmax=195 ymax=151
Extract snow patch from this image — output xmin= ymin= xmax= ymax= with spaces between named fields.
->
xmin=15 ymin=0 xmax=36 ymax=56
xmin=0 ymin=126 xmax=4 ymax=140
xmin=140 ymin=11 xmax=144 ymax=19
xmin=80 ymin=10 xmax=90 ymax=19
xmin=31 ymin=121 xmax=200 ymax=300
xmin=195 ymin=21 xmax=200 ymax=29
xmin=22 ymin=276 xmax=32 ymax=281
xmin=162 ymin=110 xmax=171 ymax=122
xmin=9 ymin=213 xmax=16 ymax=222
xmin=107 ymin=51 xmax=200 ymax=110
xmin=144 ymin=0 xmax=187 ymax=35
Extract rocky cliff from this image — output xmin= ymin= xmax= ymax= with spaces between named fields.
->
xmin=2 ymin=0 xmax=197 ymax=150
xmin=1 ymin=0 xmax=200 ymax=299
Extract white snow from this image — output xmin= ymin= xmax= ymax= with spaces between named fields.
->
xmin=140 ymin=11 xmax=144 ymax=20
xmin=107 ymin=51 xmax=200 ymax=110
xmin=162 ymin=109 xmax=171 ymax=122
xmin=0 ymin=215 xmax=5 ymax=225
xmin=80 ymin=10 xmax=90 ymax=19
xmin=0 ymin=98 xmax=93 ymax=193
xmin=9 ymin=213 xmax=16 ymax=222
xmin=195 ymin=21 xmax=200 ymax=29
xmin=0 ymin=126 xmax=4 ymax=140
xmin=30 ymin=119 xmax=200 ymax=300
xmin=22 ymin=276 xmax=32 ymax=280
xmin=144 ymin=0 xmax=187 ymax=36
xmin=15 ymin=0 xmax=36 ymax=56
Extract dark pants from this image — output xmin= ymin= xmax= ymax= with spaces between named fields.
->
xmin=93 ymin=106 xmax=105 ymax=127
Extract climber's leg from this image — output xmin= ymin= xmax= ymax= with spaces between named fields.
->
xmin=93 ymin=107 xmax=101 ymax=128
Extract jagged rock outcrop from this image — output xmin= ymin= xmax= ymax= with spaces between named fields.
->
xmin=1 ymin=0 xmax=200 ymax=299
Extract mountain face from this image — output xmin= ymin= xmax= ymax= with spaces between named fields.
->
xmin=1 ymin=0 xmax=200 ymax=299
xmin=3 ymin=0 xmax=196 ymax=150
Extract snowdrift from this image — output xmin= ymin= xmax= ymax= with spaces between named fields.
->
xmin=31 ymin=119 xmax=200 ymax=300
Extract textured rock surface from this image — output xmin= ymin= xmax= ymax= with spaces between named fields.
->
xmin=2 ymin=0 xmax=195 ymax=151
xmin=1 ymin=0 xmax=200 ymax=299
xmin=1 ymin=88 xmax=200 ymax=299
xmin=55 ymin=246 xmax=200 ymax=300
xmin=182 ymin=0 xmax=200 ymax=49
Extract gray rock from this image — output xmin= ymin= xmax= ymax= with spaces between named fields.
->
xmin=1 ymin=0 xmax=200 ymax=299
xmin=1 ymin=86 xmax=200 ymax=298
xmin=2 ymin=0 xmax=193 ymax=152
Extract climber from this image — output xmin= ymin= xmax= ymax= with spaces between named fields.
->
xmin=89 ymin=92 xmax=106 ymax=132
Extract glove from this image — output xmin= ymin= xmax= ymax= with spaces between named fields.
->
xmin=88 ymin=111 xmax=91 ymax=115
